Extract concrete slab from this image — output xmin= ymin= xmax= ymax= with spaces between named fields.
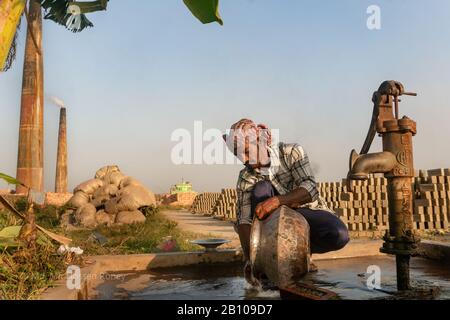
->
xmin=40 ymin=240 xmax=450 ymax=300
xmin=313 ymin=239 xmax=384 ymax=261
xmin=418 ymin=240 xmax=450 ymax=262
xmin=40 ymin=250 xmax=243 ymax=300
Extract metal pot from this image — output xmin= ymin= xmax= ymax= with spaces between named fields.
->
xmin=250 ymin=205 xmax=310 ymax=287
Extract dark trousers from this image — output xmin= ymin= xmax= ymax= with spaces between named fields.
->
xmin=251 ymin=180 xmax=349 ymax=254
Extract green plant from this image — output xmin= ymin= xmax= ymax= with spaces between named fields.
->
xmin=67 ymin=211 xmax=201 ymax=255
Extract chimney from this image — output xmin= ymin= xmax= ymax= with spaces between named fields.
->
xmin=16 ymin=0 xmax=44 ymax=193
xmin=55 ymin=107 xmax=68 ymax=193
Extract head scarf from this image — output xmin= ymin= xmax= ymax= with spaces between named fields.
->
xmin=223 ymin=119 xmax=272 ymax=164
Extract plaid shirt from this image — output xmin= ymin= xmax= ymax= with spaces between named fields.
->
xmin=236 ymin=142 xmax=332 ymax=225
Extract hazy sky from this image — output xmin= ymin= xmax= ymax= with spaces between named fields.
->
xmin=1 ymin=0 xmax=450 ymax=194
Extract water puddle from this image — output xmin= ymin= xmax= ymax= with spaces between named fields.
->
xmin=92 ymin=256 xmax=450 ymax=300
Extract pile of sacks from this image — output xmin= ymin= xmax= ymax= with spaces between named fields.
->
xmin=65 ymin=165 xmax=156 ymax=228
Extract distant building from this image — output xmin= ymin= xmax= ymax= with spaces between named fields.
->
xmin=170 ymin=179 xmax=193 ymax=194
xmin=162 ymin=179 xmax=197 ymax=207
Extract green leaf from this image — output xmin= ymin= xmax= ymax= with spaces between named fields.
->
xmin=0 ymin=172 xmax=25 ymax=187
xmin=0 ymin=226 xmax=52 ymax=249
xmin=69 ymin=0 xmax=108 ymax=14
xmin=0 ymin=226 xmax=21 ymax=238
xmin=184 ymin=0 xmax=223 ymax=25
xmin=0 ymin=237 xmax=20 ymax=250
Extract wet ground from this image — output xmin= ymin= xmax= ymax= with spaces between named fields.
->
xmin=93 ymin=256 xmax=450 ymax=300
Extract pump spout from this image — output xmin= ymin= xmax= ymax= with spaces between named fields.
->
xmin=348 ymin=149 xmax=396 ymax=180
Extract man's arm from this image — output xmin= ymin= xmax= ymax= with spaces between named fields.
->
xmin=278 ymin=187 xmax=312 ymax=207
xmin=236 ymin=188 xmax=252 ymax=260
xmin=254 ymin=187 xmax=312 ymax=219
xmin=255 ymin=145 xmax=318 ymax=219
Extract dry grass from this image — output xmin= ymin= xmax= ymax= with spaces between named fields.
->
xmin=0 ymin=242 xmax=66 ymax=300
xmin=0 ymin=205 xmax=203 ymax=299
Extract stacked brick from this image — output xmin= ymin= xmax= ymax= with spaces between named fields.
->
xmin=319 ymin=175 xmax=389 ymax=232
xmin=190 ymin=192 xmax=221 ymax=215
xmin=191 ymin=169 xmax=450 ymax=232
xmin=211 ymin=189 xmax=237 ymax=220
xmin=413 ymin=169 xmax=450 ymax=230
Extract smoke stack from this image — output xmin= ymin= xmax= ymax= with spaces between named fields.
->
xmin=55 ymin=107 xmax=68 ymax=193
xmin=16 ymin=0 xmax=44 ymax=193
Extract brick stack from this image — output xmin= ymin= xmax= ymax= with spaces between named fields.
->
xmin=211 ymin=188 xmax=237 ymax=220
xmin=413 ymin=169 xmax=450 ymax=230
xmin=319 ymin=175 xmax=389 ymax=232
xmin=193 ymin=168 xmax=450 ymax=233
xmin=190 ymin=192 xmax=221 ymax=215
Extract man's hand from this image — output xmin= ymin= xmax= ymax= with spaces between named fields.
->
xmin=244 ymin=260 xmax=258 ymax=286
xmin=255 ymin=196 xmax=281 ymax=220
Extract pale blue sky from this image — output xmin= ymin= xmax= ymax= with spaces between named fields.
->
xmin=1 ymin=0 xmax=450 ymax=193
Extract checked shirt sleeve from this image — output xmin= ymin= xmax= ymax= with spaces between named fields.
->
xmin=288 ymin=144 xmax=319 ymax=202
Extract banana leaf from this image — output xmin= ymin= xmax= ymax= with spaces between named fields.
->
xmin=0 ymin=225 xmax=21 ymax=238
xmin=0 ymin=0 xmax=26 ymax=71
xmin=0 ymin=226 xmax=21 ymax=251
xmin=183 ymin=0 xmax=223 ymax=25
xmin=0 ymin=226 xmax=53 ymax=250
xmin=0 ymin=172 xmax=26 ymax=187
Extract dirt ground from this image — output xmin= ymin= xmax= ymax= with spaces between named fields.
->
xmin=162 ymin=209 xmax=239 ymax=249
xmin=162 ymin=209 xmax=450 ymax=251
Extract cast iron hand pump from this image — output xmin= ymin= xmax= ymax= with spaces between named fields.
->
xmin=348 ymin=80 xmax=419 ymax=291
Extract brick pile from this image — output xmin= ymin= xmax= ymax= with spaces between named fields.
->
xmin=211 ymin=188 xmax=237 ymax=220
xmin=413 ymin=169 xmax=450 ymax=230
xmin=191 ymin=169 xmax=450 ymax=232
xmin=320 ymin=175 xmax=389 ymax=232
xmin=190 ymin=192 xmax=221 ymax=215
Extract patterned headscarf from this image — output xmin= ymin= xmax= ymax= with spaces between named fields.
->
xmin=223 ymin=119 xmax=272 ymax=163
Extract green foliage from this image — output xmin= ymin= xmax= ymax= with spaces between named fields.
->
xmin=35 ymin=205 xmax=61 ymax=230
xmin=183 ymin=0 xmax=223 ymax=25
xmin=0 ymin=210 xmax=20 ymax=230
xmin=14 ymin=197 xmax=28 ymax=212
xmin=67 ymin=211 xmax=202 ymax=255
xmin=0 ymin=172 xmax=25 ymax=187
xmin=139 ymin=205 xmax=159 ymax=217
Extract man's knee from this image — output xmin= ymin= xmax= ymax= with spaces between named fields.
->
xmin=252 ymin=180 xmax=274 ymax=199
xmin=329 ymin=224 xmax=350 ymax=250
